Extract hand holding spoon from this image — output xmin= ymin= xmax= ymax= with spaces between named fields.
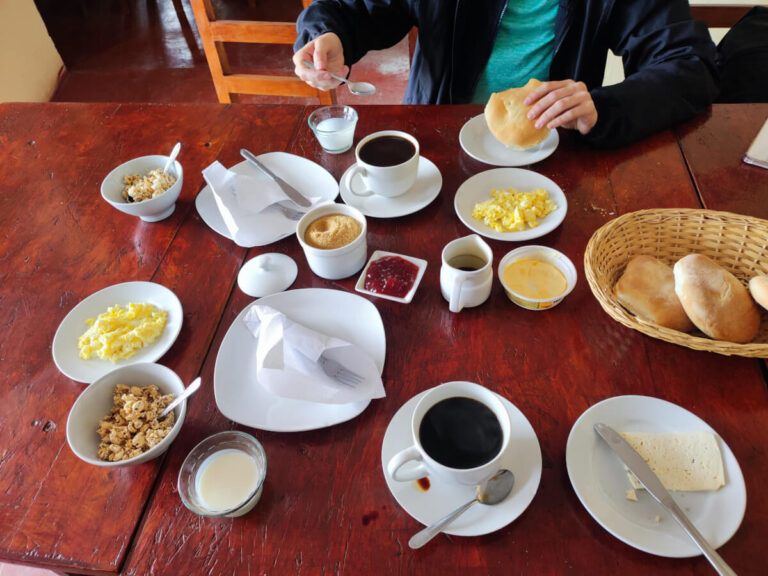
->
xmin=408 ymin=469 xmax=515 ymax=549
xmin=302 ymin=61 xmax=376 ymax=96
xmin=160 ymin=377 xmax=201 ymax=418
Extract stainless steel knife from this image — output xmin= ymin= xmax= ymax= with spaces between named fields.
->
xmin=594 ymin=423 xmax=737 ymax=576
xmin=240 ymin=148 xmax=312 ymax=208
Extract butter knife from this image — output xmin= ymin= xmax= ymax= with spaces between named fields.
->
xmin=240 ymin=148 xmax=312 ymax=208
xmin=594 ymin=423 xmax=737 ymax=576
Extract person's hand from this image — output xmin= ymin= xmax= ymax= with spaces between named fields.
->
xmin=293 ymin=32 xmax=348 ymax=91
xmin=524 ymin=80 xmax=598 ymax=135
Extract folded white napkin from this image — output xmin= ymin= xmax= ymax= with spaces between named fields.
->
xmin=202 ymin=161 xmax=319 ymax=247
xmin=243 ymin=305 xmax=385 ymax=405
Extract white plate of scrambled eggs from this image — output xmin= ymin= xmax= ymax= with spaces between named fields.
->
xmin=52 ymin=281 xmax=183 ymax=383
xmin=454 ymin=168 xmax=567 ymax=241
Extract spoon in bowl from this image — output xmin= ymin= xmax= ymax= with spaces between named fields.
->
xmin=408 ymin=469 xmax=515 ymax=549
xmin=160 ymin=377 xmax=201 ymax=418
xmin=163 ymin=142 xmax=181 ymax=174
xmin=302 ymin=61 xmax=376 ymax=96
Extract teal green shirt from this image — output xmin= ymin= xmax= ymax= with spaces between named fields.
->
xmin=472 ymin=0 xmax=559 ymax=103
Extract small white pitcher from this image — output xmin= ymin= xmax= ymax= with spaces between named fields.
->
xmin=440 ymin=234 xmax=493 ymax=313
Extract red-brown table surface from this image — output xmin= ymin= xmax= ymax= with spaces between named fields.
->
xmin=0 ymin=103 xmax=765 ymax=576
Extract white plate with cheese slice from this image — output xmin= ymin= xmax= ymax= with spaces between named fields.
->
xmin=566 ymin=395 xmax=746 ymax=558
xmin=52 ymin=281 xmax=183 ymax=384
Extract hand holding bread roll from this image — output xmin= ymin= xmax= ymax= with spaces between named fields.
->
xmin=614 ymin=255 xmax=693 ymax=332
xmin=485 ymin=79 xmax=550 ymax=150
xmin=673 ymin=254 xmax=760 ymax=343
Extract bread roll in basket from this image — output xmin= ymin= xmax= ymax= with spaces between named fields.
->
xmin=584 ymin=208 xmax=768 ymax=357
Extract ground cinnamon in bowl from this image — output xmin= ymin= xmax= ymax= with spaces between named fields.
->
xmin=304 ymin=214 xmax=361 ymax=249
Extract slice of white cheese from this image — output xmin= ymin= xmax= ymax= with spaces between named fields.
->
xmin=620 ymin=431 xmax=726 ymax=492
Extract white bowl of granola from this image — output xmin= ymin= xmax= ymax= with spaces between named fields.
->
xmin=101 ymin=155 xmax=183 ymax=222
xmin=66 ymin=362 xmax=187 ymax=467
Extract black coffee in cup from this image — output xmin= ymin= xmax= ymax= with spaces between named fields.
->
xmin=419 ymin=397 xmax=503 ymax=469
xmin=359 ymin=135 xmax=416 ymax=167
xmin=448 ymin=254 xmax=487 ymax=272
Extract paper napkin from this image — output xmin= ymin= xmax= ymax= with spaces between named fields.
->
xmin=243 ymin=305 xmax=385 ymax=405
xmin=202 ymin=161 xmax=317 ymax=247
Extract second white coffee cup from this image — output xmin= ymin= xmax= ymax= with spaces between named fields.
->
xmin=348 ymin=130 xmax=419 ymax=198
xmin=386 ymin=381 xmax=511 ymax=486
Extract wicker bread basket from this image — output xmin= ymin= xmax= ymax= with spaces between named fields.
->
xmin=584 ymin=208 xmax=768 ymax=357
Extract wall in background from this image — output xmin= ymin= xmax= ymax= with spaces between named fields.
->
xmin=0 ymin=0 xmax=63 ymax=103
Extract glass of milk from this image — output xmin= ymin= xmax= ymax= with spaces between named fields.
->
xmin=178 ymin=431 xmax=267 ymax=517
xmin=308 ymin=105 xmax=358 ymax=154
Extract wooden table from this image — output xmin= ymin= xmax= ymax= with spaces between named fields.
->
xmin=1 ymin=103 xmax=765 ymax=576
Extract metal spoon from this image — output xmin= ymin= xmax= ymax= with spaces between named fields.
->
xmin=408 ymin=469 xmax=515 ymax=549
xmin=302 ymin=61 xmax=376 ymax=96
xmin=163 ymin=142 xmax=181 ymax=174
xmin=160 ymin=377 xmax=201 ymax=418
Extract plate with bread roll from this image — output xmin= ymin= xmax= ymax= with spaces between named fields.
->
xmin=460 ymin=79 xmax=559 ymax=167
xmin=585 ymin=208 xmax=768 ymax=357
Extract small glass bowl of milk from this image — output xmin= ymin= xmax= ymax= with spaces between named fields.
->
xmin=308 ymin=105 xmax=358 ymax=154
xmin=178 ymin=431 xmax=266 ymax=517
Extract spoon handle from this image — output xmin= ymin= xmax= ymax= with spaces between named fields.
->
xmin=163 ymin=142 xmax=181 ymax=174
xmin=302 ymin=60 xmax=347 ymax=85
xmin=160 ymin=377 xmax=201 ymax=418
xmin=408 ymin=498 xmax=478 ymax=549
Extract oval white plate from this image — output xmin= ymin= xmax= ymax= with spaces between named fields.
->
xmin=339 ymin=156 xmax=442 ymax=218
xmin=52 ymin=281 xmax=183 ymax=383
xmin=454 ymin=168 xmax=567 ymax=241
xmin=566 ymin=395 xmax=746 ymax=557
xmin=214 ymin=288 xmax=386 ymax=432
xmin=381 ymin=387 xmax=542 ymax=536
xmin=195 ymin=152 xmax=338 ymax=246
xmin=459 ymin=114 xmax=559 ymax=167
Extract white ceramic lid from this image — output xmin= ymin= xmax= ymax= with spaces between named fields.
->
xmin=237 ymin=253 xmax=297 ymax=298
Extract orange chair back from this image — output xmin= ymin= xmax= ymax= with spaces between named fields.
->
xmin=190 ymin=0 xmax=336 ymax=104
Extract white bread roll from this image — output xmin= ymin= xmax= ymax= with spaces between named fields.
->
xmin=484 ymin=79 xmax=550 ymax=150
xmin=673 ymin=254 xmax=760 ymax=343
xmin=749 ymin=274 xmax=768 ymax=311
xmin=614 ymin=255 xmax=693 ymax=332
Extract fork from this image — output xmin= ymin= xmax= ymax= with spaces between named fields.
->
xmin=319 ymin=356 xmax=364 ymax=387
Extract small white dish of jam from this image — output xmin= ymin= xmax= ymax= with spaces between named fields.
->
xmin=355 ymin=250 xmax=427 ymax=304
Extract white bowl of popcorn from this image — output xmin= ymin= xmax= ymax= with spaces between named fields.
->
xmin=66 ymin=362 xmax=187 ymax=467
xmin=101 ymin=155 xmax=183 ymax=222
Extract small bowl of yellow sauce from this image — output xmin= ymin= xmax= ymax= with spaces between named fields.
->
xmin=498 ymin=246 xmax=577 ymax=310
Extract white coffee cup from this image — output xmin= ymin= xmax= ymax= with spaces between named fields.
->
xmin=386 ymin=381 xmax=511 ymax=486
xmin=347 ymin=130 xmax=419 ymax=198
xmin=440 ymin=234 xmax=493 ymax=312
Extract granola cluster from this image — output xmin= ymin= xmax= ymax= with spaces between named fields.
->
xmin=97 ymin=384 xmax=175 ymax=462
xmin=121 ymin=169 xmax=176 ymax=202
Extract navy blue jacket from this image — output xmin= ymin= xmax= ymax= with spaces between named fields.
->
xmin=296 ymin=0 xmax=719 ymax=148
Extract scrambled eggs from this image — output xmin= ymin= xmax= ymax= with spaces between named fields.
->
xmin=78 ymin=303 xmax=168 ymax=362
xmin=471 ymin=188 xmax=557 ymax=232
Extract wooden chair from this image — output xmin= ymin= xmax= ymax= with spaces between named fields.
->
xmin=690 ymin=3 xmax=754 ymax=28
xmin=190 ymin=0 xmax=336 ymax=104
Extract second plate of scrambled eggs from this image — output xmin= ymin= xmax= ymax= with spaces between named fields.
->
xmin=454 ymin=168 xmax=567 ymax=241
xmin=52 ymin=281 xmax=183 ymax=383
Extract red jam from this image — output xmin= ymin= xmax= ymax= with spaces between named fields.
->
xmin=364 ymin=255 xmax=418 ymax=298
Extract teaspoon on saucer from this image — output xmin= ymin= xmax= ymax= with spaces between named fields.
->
xmin=408 ymin=469 xmax=515 ymax=549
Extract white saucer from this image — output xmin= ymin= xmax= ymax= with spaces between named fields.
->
xmin=214 ymin=288 xmax=386 ymax=432
xmin=459 ymin=114 xmax=559 ymax=167
xmin=454 ymin=168 xmax=567 ymax=241
xmin=339 ymin=156 xmax=442 ymax=218
xmin=52 ymin=281 xmax=183 ymax=383
xmin=195 ymin=152 xmax=338 ymax=246
xmin=381 ymin=388 xmax=542 ymax=536
xmin=566 ymin=395 xmax=746 ymax=558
